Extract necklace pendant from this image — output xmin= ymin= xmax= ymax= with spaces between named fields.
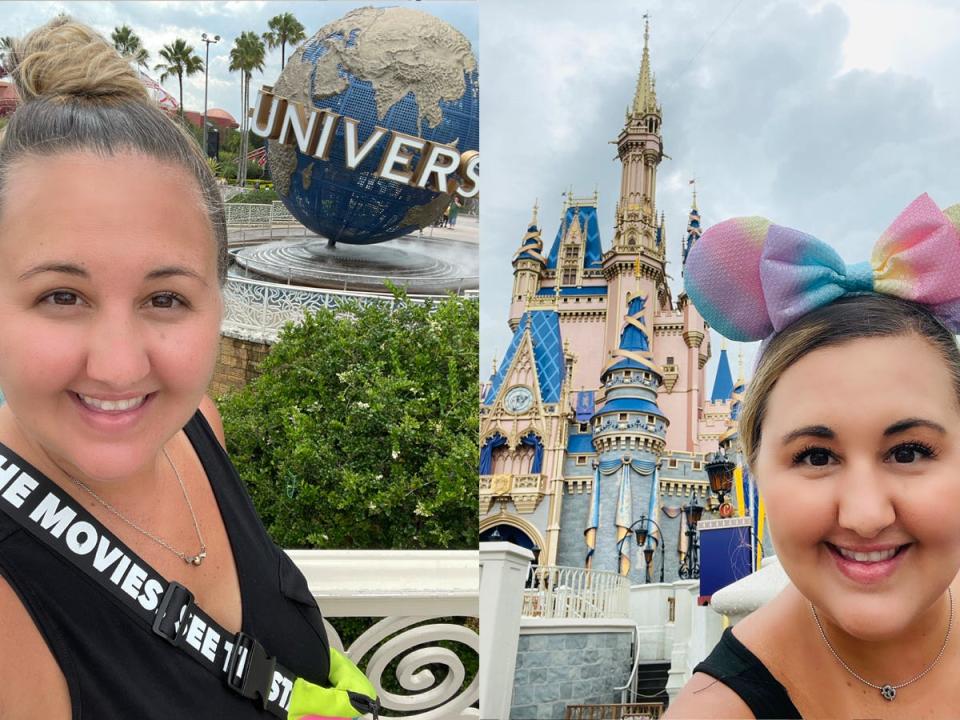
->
xmin=881 ymin=685 xmax=896 ymax=702
xmin=186 ymin=552 xmax=206 ymax=566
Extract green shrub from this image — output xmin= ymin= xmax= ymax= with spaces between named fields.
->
xmin=227 ymin=187 xmax=279 ymax=204
xmin=219 ymin=291 xmax=479 ymax=550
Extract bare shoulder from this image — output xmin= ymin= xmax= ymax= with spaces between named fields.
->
xmin=0 ymin=575 xmax=71 ymax=719
xmin=198 ymin=394 xmax=227 ymax=448
xmin=663 ymin=671 xmax=755 ymax=719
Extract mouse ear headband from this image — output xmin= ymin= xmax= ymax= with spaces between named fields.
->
xmin=683 ymin=193 xmax=960 ymax=342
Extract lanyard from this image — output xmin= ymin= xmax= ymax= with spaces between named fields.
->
xmin=0 ymin=443 xmax=300 ymax=718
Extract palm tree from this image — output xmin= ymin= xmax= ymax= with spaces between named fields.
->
xmin=229 ymin=31 xmax=265 ymax=187
xmin=154 ymin=39 xmax=203 ymax=120
xmin=262 ymin=13 xmax=305 ymax=70
xmin=111 ymin=25 xmax=149 ymax=71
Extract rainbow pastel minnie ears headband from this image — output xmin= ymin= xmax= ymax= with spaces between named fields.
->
xmin=683 ymin=193 xmax=960 ymax=342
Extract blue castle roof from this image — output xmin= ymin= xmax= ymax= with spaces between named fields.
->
xmin=711 ymin=348 xmax=734 ymax=401
xmin=484 ymin=310 xmax=565 ymax=406
xmin=515 ymin=223 xmax=544 ymax=263
xmin=594 ymin=397 xmax=666 ymax=418
xmin=545 ymin=205 xmax=604 ymax=270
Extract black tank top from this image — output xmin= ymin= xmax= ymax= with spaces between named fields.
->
xmin=694 ymin=627 xmax=802 ymax=719
xmin=0 ymin=411 xmax=330 ymax=718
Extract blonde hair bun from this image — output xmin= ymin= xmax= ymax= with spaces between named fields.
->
xmin=10 ymin=16 xmax=148 ymax=104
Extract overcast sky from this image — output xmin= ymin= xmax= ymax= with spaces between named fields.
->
xmin=480 ymin=0 xmax=960 ymax=392
xmin=2 ymin=1 xmax=477 ymax=121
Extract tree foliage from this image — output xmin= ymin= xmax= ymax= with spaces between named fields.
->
xmin=263 ymin=12 xmax=306 ymax=70
xmin=219 ymin=293 xmax=479 ymax=550
xmin=111 ymin=24 xmax=149 ymax=69
xmin=229 ymin=31 xmax=266 ymax=187
xmin=155 ymin=38 xmax=203 ymax=118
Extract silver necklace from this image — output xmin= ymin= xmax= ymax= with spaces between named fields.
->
xmin=69 ymin=448 xmax=207 ymax=566
xmin=811 ymin=586 xmax=953 ymax=702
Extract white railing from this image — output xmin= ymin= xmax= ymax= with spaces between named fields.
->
xmin=290 ymin=549 xmax=479 ymax=720
xmin=521 ymin=565 xmax=631 ymax=620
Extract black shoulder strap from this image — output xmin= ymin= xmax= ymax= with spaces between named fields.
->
xmin=0 ymin=443 xmax=296 ymax=718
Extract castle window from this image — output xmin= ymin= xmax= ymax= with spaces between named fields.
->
xmin=562 ymin=268 xmax=577 ymax=285
xmin=647 ymin=415 xmax=654 ymax=424
xmin=619 ymin=413 xmax=628 ymax=422
xmin=624 ymin=370 xmax=632 ymax=378
xmin=668 ymin=459 xmax=678 ymax=468
xmin=644 ymin=372 xmax=650 ymax=380
xmin=565 ymin=246 xmax=578 ymax=258
xmin=565 ymin=357 xmax=574 ymax=380
xmin=579 ymin=423 xmax=589 ymax=432
xmin=694 ymin=461 xmax=702 ymax=470
xmin=576 ymin=456 xmax=587 ymax=465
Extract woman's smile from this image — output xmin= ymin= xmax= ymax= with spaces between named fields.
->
xmin=825 ymin=541 xmax=913 ymax=584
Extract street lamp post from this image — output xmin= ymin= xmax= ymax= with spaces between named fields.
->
xmin=615 ymin=515 xmax=666 ymax=583
xmin=678 ymin=493 xmax=705 ymax=579
xmin=200 ymin=32 xmax=220 ymax=158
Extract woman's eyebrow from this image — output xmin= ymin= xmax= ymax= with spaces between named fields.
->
xmin=145 ymin=266 xmax=207 ymax=285
xmin=781 ymin=425 xmax=834 ymax=446
xmin=883 ymin=418 xmax=946 ymax=436
xmin=18 ymin=262 xmax=87 ymax=280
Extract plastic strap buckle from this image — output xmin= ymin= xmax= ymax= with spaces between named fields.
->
xmin=226 ymin=631 xmax=276 ymax=708
xmin=151 ymin=581 xmax=194 ymax=646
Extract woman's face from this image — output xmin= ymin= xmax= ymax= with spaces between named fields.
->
xmin=0 ymin=150 xmax=223 ymax=484
xmin=754 ymin=333 xmax=960 ymax=640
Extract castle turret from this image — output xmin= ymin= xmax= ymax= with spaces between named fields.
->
xmin=613 ymin=16 xmax=663 ymax=255
xmin=681 ymin=187 xmax=701 ymax=270
xmin=509 ymin=201 xmax=546 ymax=329
xmin=590 ymin=292 xmax=668 ymax=580
xmin=710 ymin=340 xmax=734 ymax=402
xmin=605 ymin=18 xmax=667 ymax=357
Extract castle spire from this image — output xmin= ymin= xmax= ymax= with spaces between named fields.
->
xmin=632 ymin=15 xmax=658 ymax=117
xmin=531 ymin=198 xmax=539 ymax=227
xmin=682 ymin=184 xmax=702 ymax=269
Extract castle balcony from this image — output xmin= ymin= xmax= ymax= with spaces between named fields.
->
xmin=479 ymin=473 xmax=548 ymax=514
xmin=521 ymin=565 xmax=631 ymax=620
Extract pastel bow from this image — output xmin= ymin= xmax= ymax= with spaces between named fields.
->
xmin=683 ymin=193 xmax=960 ymax=342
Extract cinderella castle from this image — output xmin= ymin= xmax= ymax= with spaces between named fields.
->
xmin=479 ymin=21 xmax=749 ymax=584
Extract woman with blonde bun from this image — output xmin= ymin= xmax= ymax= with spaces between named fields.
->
xmin=664 ymin=196 xmax=960 ymax=719
xmin=0 ymin=17 xmax=376 ymax=719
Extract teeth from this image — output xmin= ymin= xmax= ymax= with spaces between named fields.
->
xmin=836 ymin=546 xmax=899 ymax=563
xmin=79 ymin=394 xmax=147 ymax=412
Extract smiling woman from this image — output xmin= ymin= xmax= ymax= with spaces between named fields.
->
xmin=0 ymin=16 xmax=376 ymax=720
xmin=666 ymin=197 xmax=960 ymax=719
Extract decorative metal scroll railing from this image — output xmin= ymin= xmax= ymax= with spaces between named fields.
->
xmin=290 ymin=549 xmax=479 ymax=720
xmin=220 ymin=275 xmax=405 ymax=343
xmin=521 ymin=565 xmax=631 ymax=620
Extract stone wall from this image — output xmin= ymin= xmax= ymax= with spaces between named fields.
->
xmin=510 ymin=625 xmax=634 ymax=720
xmin=209 ymin=334 xmax=272 ymax=399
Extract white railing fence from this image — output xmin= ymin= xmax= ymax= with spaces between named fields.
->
xmin=521 ymin=565 xmax=631 ymax=620
xmin=290 ymin=549 xmax=479 ymax=720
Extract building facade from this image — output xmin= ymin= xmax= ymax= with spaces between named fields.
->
xmin=479 ymin=21 xmax=743 ymax=584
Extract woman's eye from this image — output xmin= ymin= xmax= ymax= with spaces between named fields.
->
xmin=148 ymin=293 xmax=185 ymax=309
xmin=792 ymin=447 xmax=834 ymax=467
xmin=42 ymin=291 xmax=82 ymax=306
xmin=888 ymin=442 xmax=937 ymax=464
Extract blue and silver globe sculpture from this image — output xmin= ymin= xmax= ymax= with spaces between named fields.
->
xmin=267 ymin=6 xmax=479 ymax=246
